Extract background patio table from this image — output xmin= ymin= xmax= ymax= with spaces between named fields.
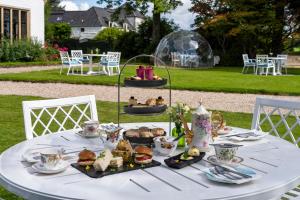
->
xmin=268 ymin=57 xmax=287 ymax=75
xmin=82 ymin=54 xmax=107 ymax=75
xmin=1 ymin=122 xmax=300 ymax=200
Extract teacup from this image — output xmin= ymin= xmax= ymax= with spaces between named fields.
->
xmin=40 ymin=149 xmax=63 ymax=169
xmin=82 ymin=120 xmax=99 ymax=136
xmin=211 ymin=143 xmax=242 ymax=164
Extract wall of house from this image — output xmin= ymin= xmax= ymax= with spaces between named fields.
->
xmin=71 ymin=27 xmax=103 ymax=39
xmin=127 ymin=17 xmax=144 ymax=30
xmin=0 ymin=0 xmax=45 ymax=44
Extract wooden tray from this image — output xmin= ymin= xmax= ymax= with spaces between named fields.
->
xmin=123 ymin=131 xmax=166 ymax=145
xmin=164 ymin=152 xmax=206 ymax=169
xmin=124 ymin=79 xmax=167 ymax=88
xmin=71 ymin=160 xmax=161 ymax=178
xmin=124 ymin=104 xmax=167 ymax=115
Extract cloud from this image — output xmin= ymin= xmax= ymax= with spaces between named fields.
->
xmin=59 ymin=1 xmax=90 ymax=11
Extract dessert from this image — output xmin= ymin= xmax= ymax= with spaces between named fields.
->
xmin=188 ymin=147 xmax=200 ymax=157
xmin=151 ymin=128 xmax=165 ymax=137
xmin=156 ymin=96 xmax=165 ymax=105
xmin=134 ymin=146 xmax=153 ymax=164
xmin=138 ymin=126 xmax=151 ymax=132
xmin=140 ymin=131 xmax=154 ymax=138
xmin=116 ymin=139 xmax=134 ymax=154
xmin=112 ymin=140 xmax=133 ymax=163
xmin=93 ymin=149 xmax=113 ymax=171
xmin=153 ymin=75 xmax=162 ymax=80
xmin=180 ymin=152 xmax=194 ymax=161
xmin=145 ymin=98 xmax=156 ymax=106
xmin=109 ymin=157 xmax=123 ymax=168
xmin=77 ymin=149 xmax=96 ymax=166
xmin=125 ymin=129 xmax=140 ymax=137
xmin=128 ymin=96 xmax=137 ymax=106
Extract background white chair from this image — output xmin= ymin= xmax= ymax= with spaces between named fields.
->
xmin=255 ymin=55 xmax=275 ymax=76
xmin=71 ymin=50 xmax=89 ymax=64
xmin=242 ymin=54 xmax=256 ymax=74
xmin=277 ymin=54 xmax=288 ymax=74
xmin=251 ymin=97 xmax=300 ymax=199
xmin=105 ymin=52 xmax=121 ymax=76
xmin=59 ymin=51 xmax=83 ymax=75
xmin=22 ymin=95 xmax=98 ymax=140
xmin=171 ymin=52 xmax=180 ymax=67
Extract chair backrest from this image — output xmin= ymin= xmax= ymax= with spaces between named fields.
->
xmin=242 ymin=54 xmax=249 ymax=64
xmin=107 ymin=52 xmax=121 ymax=66
xmin=251 ymin=97 xmax=300 ymax=147
xmin=59 ymin=51 xmax=70 ymax=64
xmin=171 ymin=52 xmax=180 ymax=61
xmin=23 ymin=95 xmax=98 ymax=140
xmin=256 ymin=54 xmax=268 ymax=65
xmin=71 ymin=50 xmax=83 ymax=60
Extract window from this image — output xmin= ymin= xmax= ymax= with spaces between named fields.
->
xmin=80 ymin=28 xmax=85 ymax=32
xmin=0 ymin=7 xmax=29 ymax=41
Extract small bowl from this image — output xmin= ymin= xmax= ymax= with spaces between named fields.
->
xmin=154 ymin=136 xmax=178 ymax=156
xmin=210 ymin=143 xmax=242 ymax=164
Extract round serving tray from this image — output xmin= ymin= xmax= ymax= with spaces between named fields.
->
xmin=123 ymin=131 xmax=166 ymax=145
xmin=123 ymin=104 xmax=167 ymax=115
xmin=124 ymin=79 xmax=167 ymax=88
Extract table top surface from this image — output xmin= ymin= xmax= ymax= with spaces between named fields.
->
xmin=83 ymin=54 xmax=107 ymax=57
xmin=1 ymin=122 xmax=300 ymax=200
xmin=268 ymin=57 xmax=287 ymax=59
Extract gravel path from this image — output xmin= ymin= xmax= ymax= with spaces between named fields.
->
xmin=0 ymin=65 xmax=60 ymax=74
xmin=0 ymin=81 xmax=300 ymax=113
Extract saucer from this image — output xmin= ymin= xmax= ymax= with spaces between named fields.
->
xmin=76 ymin=130 xmax=100 ymax=138
xmin=22 ymin=149 xmax=41 ymax=163
xmin=32 ymin=160 xmax=69 ymax=174
xmin=207 ymin=155 xmax=243 ymax=167
xmin=217 ymin=127 xmax=233 ymax=135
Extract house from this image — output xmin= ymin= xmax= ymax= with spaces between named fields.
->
xmin=49 ymin=5 xmax=144 ymax=40
xmin=0 ymin=0 xmax=45 ymax=43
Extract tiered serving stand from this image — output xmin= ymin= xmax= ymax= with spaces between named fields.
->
xmin=117 ymin=54 xmax=172 ymax=135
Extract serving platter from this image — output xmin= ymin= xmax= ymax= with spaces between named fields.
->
xmin=123 ymin=104 xmax=167 ymax=115
xmin=123 ymin=131 xmax=166 ymax=145
xmin=124 ymin=79 xmax=167 ymax=88
xmin=71 ymin=160 xmax=161 ymax=178
xmin=164 ymin=152 xmax=206 ymax=169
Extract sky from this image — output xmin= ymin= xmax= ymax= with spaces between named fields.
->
xmin=59 ymin=0 xmax=196 ymax=30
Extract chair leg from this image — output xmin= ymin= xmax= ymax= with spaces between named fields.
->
xmin=255 ymin=67 xmax=258 ymax=75
xmin=60 ymin=65 xmax=63 ymax=75
xmin=81 ymin=65 xmax=83 ymax=75
xmin=285 ymin=67 xmax=287 ymax=74
xmin=67 ymin=66 xmax=71 ymax=75
xmin=266 ymin=68 xmax=269 ymax=76
xmin=242 ymin=66 xmax=245 ymax=74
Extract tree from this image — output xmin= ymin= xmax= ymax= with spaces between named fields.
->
xmin=94 ymin=27 xmax=124 ymax=49
xmin=96 ymin=0 xmax=182 ymax=47
xmin=51 ymin=23 xmax=71 ymax=41
xmin=45 ymin=0 xmax=62 ymax=41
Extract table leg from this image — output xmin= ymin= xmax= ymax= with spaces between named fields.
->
xmin=87 ymin=56 xmax=93 ymax=75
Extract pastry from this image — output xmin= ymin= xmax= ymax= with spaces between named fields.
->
xmin=93 ymin=149 xmax=113 ymax=171
xmin=156 ymin=96 xmax=165 ymax=105
xmin=112 ymin=150 xmax=132 ymax=163
xmin=77 ymin=149 xmax=96 ymax=166
xmin=116 ymin=139 xmax=133 ymax=154
xmin=145 ymin=98 xmax=156 ymax=106
xmin=125 ymin=129 xmax=140 ymax=137
xmin=140 ymin=131 xmax=154 ymax=138
xmin=134 ymin=146 xmax=153 ymax=164
xmin=138 ymin=126 xmax=150 ymax=132
xmin=151 ymin=128 xmax=165 ymax=137
xmin=153 ymin=75 xmax=162 ymax=80
xmin=131 ymin=76 xmax=142 ymax=80
xmin=109 ymin=157 xmax=123 ymax=168
xmin=128 ymin=96 xmax=137 ymax=106
xmin=188 ymin=147 xmax=200 ymax=157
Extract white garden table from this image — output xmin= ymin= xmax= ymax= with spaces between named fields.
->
xmin=268 ymin=57 xmax=287 ymax=75
xmin=1 ymin=122 xmax=300 ymax=200
xmin=82 ymin=54 xmax=107 ymax=75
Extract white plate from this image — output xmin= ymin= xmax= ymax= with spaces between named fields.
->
xmin=224 ymin=130 xmax=268 ymax=142
xmin=207 ymin=155 xmax=243 ymax=167
xmin=32 ymin=160 xmax=69 ymax=174
xmin=203 ymin=165 xmax=259 ymax=184
xmin=22 ymin=149 xmax=41 ymax=163
xmin=76 ymin=130 xmax=101 ymax=138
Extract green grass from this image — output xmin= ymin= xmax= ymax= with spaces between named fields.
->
xmin=0 ymin=61 xmax=60 ymax=68
xmin=0 ymin=95 xmax=298 ymax=199
xmin=0 ymin=67 xmax=300 ymax=95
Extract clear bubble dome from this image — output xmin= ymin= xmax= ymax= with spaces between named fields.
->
xmin=154 ymin=30 xmax=214 ymax=68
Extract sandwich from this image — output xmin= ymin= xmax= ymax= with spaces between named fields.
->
xmin=134 ymin=146 xmax=153 ymax=164
xmin=77 ymin=149 xmax=96 ymax=166
xmin=93 ymin=149 xmax=113 ymax=172
xmin=109 ymin=157 xmax=123 ymax=168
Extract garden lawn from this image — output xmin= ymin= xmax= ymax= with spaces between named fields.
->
xmin=0 ymin=95 xmax=298 ymax=199
xmin=0 ymin=67 xmax=300 ymax=95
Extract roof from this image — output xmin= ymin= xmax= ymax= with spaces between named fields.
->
xmin=49 ymin=5 xmax=144 ymax=29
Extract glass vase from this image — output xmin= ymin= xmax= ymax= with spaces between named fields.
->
xmin=172 ymin=122 xmax=185 ymax=148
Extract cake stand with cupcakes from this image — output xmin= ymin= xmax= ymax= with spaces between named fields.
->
xmin=117 ymin=54 xmax=172 ymax=136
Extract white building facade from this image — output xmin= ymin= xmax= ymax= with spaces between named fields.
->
xmin=0 ymin=0 xmax=45 ymax=43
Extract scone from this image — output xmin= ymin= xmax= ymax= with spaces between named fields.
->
xmin=145 ymin=98 xmax=156 ymax=106
xmin=125 ymin=129 xmax=140 ymax=137
xmin=151 ymin=128 xmax=165 ymax=137
xmin=139 ymin=131 xmax=154 ymax=138
xmin=156 ymin=96 xmax=165 ymax=105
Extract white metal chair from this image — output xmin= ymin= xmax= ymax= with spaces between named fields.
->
xmin=59 ymin=51 xmax=83 ymax=75
xmin=71 ymin=50 xmax=89 ymax=64
xmin=22 ymin=95 xmax=98 ymax=140
xmin=242 ymin=54 xmax=256 ymax=74
xmin=105 ymin=52 xmax=121 ymax=76
xmin=171 ymin=52 xmax=180 ymax=67
xmin=277 ymin=54 xmax=288 ymax=74
xmin=251 ymin=97 xmax=300 ymax=199
xmin=255 ymin=55 xmax=276 ymax=76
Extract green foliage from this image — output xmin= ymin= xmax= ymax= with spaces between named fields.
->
xmin=94 ymin=27 xmax=125 ymax=50
xmin=47 ymin=23 xmax=71 ymax=41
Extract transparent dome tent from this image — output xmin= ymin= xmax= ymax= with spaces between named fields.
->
xmin=154 ymin=30 xmax=214 ymax=68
